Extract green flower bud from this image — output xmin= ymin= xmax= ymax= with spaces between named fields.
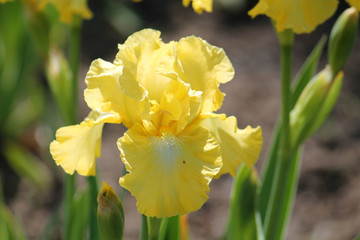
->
xmin=97 ymin=182 xmax=124 ymax=240
xmin=328 ymin=7 xmax=358 ymax=75
xmin=290 ymin=67 xmax=343 ymax=148
xmin=46 ymin=48 xmax=74 ymax=123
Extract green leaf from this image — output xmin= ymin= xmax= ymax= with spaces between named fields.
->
xmin=257 ymin=122 xmax=281 ymax=224
xmin=263 ymin=148 xmax=302 ymax=240
xmin=140 ymin=215 xmax=148 ymax=240
xmin=291 ymin=36 xmax=327 ymax=108
xmin=3 ymin=141 xmax=52 ymax=189
xmin=4 ymin=85 xmax=45 ymax=138
xmin=225 ymin=165 xmax=264 ymax=240
xmin=147 ymin=217 xmax=162 ymax=240
xmin=67 ymin=189 xmax=90 ymax=240
xmin=158 ymin=216 xmax=180 ymax=240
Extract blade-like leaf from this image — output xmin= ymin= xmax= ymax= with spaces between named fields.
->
xmin=158 ymin=216 xmax=180 ymax=240
xmin=225 ymin=164 xmax=264 ymax=240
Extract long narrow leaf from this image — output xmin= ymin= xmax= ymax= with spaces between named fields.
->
xmin=272 ymin=148 xmax=303 ymax=240
xmin=158 ymin=216 xmax=180 ymax=240
xmin=225 ymin=164 xmax=264 ymax=240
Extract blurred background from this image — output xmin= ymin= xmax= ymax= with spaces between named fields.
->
xmin=0 ymin=0 xmax=359 ymax=239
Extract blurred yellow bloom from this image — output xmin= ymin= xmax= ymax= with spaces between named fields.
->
xmin=40 ymin=0 xmax=92 ymax=23
xmin=182 ymin=0 xmax=212 ymax=14
xmin=0 ymin=0 xmax=13 ymax=3
xmin=50 ymin=29 xmax=263 ymax=217
xmin=249 ymin=0 xmax=359 ymax=34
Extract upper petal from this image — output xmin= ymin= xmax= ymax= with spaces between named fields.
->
xmin=201 ymin=115 xmax=263 ymax=177
xmin=175 ymin=36 xmax=234 ymax=113
xmin=84 ymin=58 xmax=150 ymax=128
xmin=249 ymin=0 xmax=338 ymax=34
xmin=117 ymin=123 xmax=222 ymax=217
xmin=50 ymin=111 xmax=119 ymax=176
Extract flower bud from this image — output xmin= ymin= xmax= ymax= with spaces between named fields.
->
xmin=290 ymin=67 xmax=343 ymax=148
xmin=97 ymin=182 xmax=124 ymax=240
xmin=46 ymin=48 xmax=73 ymax=123
xmin=328 ymin=7 xmax=358 ymax=75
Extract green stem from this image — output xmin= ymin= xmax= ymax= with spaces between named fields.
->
xmin=64 ymin=174 xmax=75 ymax=240
xmin=63 ymin=16 xmax=82 ymax=239
xmin=264 ymin=30 xmax=294 ymax=240
xmin=68 ymin=16 xmax=82 ymax=123
xmin=88 ymin=176 xmax=100 ymax=240
xmin=147 ymin=217 xmax=162 ymax=240
xmin=140 ymin=215 xmax=148 ymax=240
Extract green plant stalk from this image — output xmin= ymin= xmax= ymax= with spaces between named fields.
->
xmin=64 ymin=174 xmax=75 ymax=240
xmin=140 ymin=215 xmax=148 ymax=240
xmin=64 ymin=16 xmax=82 ymax=239
xmin=264 ymin=40 xmax=294 ymax=240
xmin=88 ymin=176 xmax=100 ymax=240
xmin=258 ymin=35 xmax=326 ymax=224
xmin=147 ymin=217 xmax=162 ymax=240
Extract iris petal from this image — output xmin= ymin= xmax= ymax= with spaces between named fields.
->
xmin=176 ymin=36 xmax=234 ymax=113
xmin=84 ymin=58 xmax=150 ymax=128
xmin=201 ymin=115 xmax=263 ymax=177
xmin=50 ymin=111 xmax=119 ymax=176
xmin=118 ymin=123 xmax=222 ymax=217
xmin=249 ymin=0 xmax=338 ymax=34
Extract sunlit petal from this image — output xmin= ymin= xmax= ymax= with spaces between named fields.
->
xmin=84 ymin=58 xmax=150 ymax=128
xmin=249 ymin=0 xmax=338 ymax=34
xmin=176 ymin=36 xmax=234 ymax=113
xmin=118 ymin=123 xmax=222 ymax=217
xmin=50 ymin=111 xmax=119 ymax=176
xmin=201 ymin=115 xmax=263 ymax=177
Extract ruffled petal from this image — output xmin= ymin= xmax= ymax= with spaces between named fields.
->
xmin=249 ymin=0 xmax=338 ymax=34
xmin=175 ymin=36 xmax=234 ymax=113
xmin=201 ymin=115 xmax=263 ymax=177
xmin=118 ymin=123 xmax=222 ymax=217
xmin=50 ymin=111 xmax=119 ymax=176
xmin=116 ymin=29 xmax=182 ymax=104
xmin=149 ymin=79 xmax=202 ymax=134
xmin=84 ymin=58 xmax=150 ymax=128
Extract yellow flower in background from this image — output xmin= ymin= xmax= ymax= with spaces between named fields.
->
xmin=40 ymin=0 xmax=92 ymax=23
xmin=347 ymin=0 xmax=360 ymax=10
xmin=248 ymin=0 xmax=338 ymax=33
xmin=249 ymin=0 xmax=359 ymax=34
xmin=0 ymin=0 xmax=13 ymax=3
xmin=50 ymin=29 xmax=263 ymax=217
xmin=182 ymin=0 xmax=212 ymax=14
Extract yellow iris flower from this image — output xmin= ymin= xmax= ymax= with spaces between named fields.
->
xmin=40 ymin=0 xmax=92 ymax=23
xmin=249 ymin=0 xmax=359 ymax=34
xmin=50 ymin=29 xmax=263 ymax=217
xmin=182 ymin=0 xmax=212 ymax=14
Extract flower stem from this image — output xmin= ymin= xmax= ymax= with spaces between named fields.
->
xmin=88 ymin=176 xmax=100 ymax=240
xmin=140 ymin=215 xmax=148 ymax=240
xmin=264 ymin=29 xmax=294 ymax=240
xmin=147 ymin=217 xmax=162 ymax=240
xmin=63 ymin=15 xmax=82 ymax=239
